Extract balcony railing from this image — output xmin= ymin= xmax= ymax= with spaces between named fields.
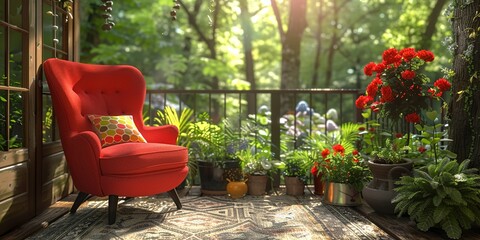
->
xmin=144 ymin=89 xmax=362 ymax=159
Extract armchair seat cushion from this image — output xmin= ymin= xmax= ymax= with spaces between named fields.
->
xmin=100 ymin=142 xmax=188 ymax=175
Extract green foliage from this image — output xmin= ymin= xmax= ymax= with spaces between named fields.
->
xmin=282 ymin=150 xmax=312 ymax=182
xmin=188 ymin=113 xmax=232 ymax=165
xmin=155 ymin=106 xmax=193 ymax=146
xmin=393 ymin=158 xmax=480 ymax=239
xmin=237 ymin=112 xmax=283 ymax=176
xmin=155 ymin=106 xmax=197 ymax=181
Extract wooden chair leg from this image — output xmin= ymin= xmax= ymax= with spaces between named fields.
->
xmin=70 ymin=192 xmax=90 ymax=214
xmin=167 ymin=189 xmax=182 ymax=210
xmin=108 ymin=195 xmax=119 ymax=225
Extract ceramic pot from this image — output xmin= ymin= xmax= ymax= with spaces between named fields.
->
xmin=285 ymin=176 xmax=305 ymax=196
xmin=362 ymin=159 xmax=413 ymax=214
xmin=227 ymin=180 xmax=248 ymax=199
xmin=323 ymin=182 xmax=362 ymax=206
xmin=198 ymin=160 xmax=241 ymax=195
xmin=247 ymin=175 xmax=267 ymax=196
xmin=313 ymin=173 xmax=324 ymax=195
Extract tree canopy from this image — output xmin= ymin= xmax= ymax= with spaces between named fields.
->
xmin=80 ymin=0 xmax=452 ymax=91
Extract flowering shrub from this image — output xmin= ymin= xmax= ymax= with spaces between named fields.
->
xmin=356 ymin=48 xmax=451 ymax=124
xmin=312 ymin=144 xmax=370 ymax=191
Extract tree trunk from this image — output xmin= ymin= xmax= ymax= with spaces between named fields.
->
xmin=325 ymin=0 xmax=339 ymax=87
xmin=448 ymin=0 xmax=480 ymax=168
xmin=239 ymin=0 xmax=256 ymax=114
xmin=271 ymin=0 xmax=307 ymax=114
xmin=280 ymin=0 xmax=307 ymax=90
xmin=311 ymin=0 xmax=324 ymax=88
xmin=419 ymin=0 xmax=448 ymax=50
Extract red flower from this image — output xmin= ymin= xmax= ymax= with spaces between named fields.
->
xmin=400 ymin=48 xmax=416 ymax=61
xmin=401 ymin=70 xmax=416 ymax=80
xmin=358 ymin=127 xmax=366 ymax=131
xmin=382 ymin=48 xmax=400 ymax=65
xmin=405 ymin=112 xmax=421 ymax=123
xmin=373 ymin=62 xmax=386 ymax=73
xmin=417 ymin=50 xmax=435 ymax=62
xmin=355 ymin=95 xmax=373 ymax=109
xmin=363 ymin=62 xmax=376 ymax=76
xmin=380 ymin=86 xmax=394 ymax=102
xmin=332 ymin=144 xmax=345 ymax=154
xmin=311 ymin=165 xmax=318 ymax=175
xmin=418 ymin=146 xmax=427 ymax=153
xmin=366 ymin=78 xmax=382 ymax=97
xmin=395 ymin=133 xmax=403 ymax=138
xmin=321 ymin=149 xmax=330 ymax=159
xmin=434 ymin=78 xmax=451 ymax=92
xmin=352 ymin=149 xmax=359 ymax=155
xmin=428 ymin=88 xmax=443 ymax=97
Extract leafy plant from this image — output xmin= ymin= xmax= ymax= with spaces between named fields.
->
xmin=155 ymin=106 xmax=197 ymax=181
xmin=282 ymin=150 xmax=311 ymax=183
xmin=155 ymin=106 xmax=193 ymax=146
xmin=393 ymin=158 xmax=480 ymax=239
xmin=188 ymin=113 xmax=242 ymax=166
xmin=316 ymin=144 xmax=371 ymax=191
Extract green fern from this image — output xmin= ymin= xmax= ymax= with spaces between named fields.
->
xmin=393 ymin=158 xmax=480 ymax=239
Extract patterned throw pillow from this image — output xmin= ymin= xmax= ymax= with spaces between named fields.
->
xmin=87 ymin=115 xmax=147 ymax=147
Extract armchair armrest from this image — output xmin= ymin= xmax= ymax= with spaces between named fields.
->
xmin=140 ymin=125 xmax=179 ymax=144
xmin=66 ymin=131 xmax=104 ymax=196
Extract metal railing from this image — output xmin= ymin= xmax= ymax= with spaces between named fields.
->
xmin=144 ymin=89 xmax=362 ymax=159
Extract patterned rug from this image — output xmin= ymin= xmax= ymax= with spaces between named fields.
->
xmin=27 ymin=194 xmax=393 ymax=240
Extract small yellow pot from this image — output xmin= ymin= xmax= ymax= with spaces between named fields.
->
xmin=226 ymin=179 xmax=248 ymax=199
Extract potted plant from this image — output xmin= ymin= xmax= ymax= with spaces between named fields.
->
xmin=188 ymin=113 xmax=243 ymax=195
xmin=316 ymin=144 xmax=370 ymax=206
xmin=393 ymin=158 xmax=480 ymax=239
xmin=282 ymin=150 xmax=311 ymax=196
xmin=356 ymin=47 xmax=452 ymax=214
xmin=237 ymin=146 xmax=276 ymax=196
xmin=306 ymin=122 xmax=361 ymax=195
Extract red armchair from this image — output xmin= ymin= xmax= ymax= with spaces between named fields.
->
xmin=43 ymin=58 xmax=188 ymax=224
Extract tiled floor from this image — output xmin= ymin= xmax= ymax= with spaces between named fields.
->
xmin=3 ymin=186 xmax=480 ymax=240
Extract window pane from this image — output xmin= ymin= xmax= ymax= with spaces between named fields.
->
xmin=42 ymin=94 xmax=53 ymax=143
xmin=10 ymin=30 xmax=23 ymax=87
xmin=57 ymin=12 xmax=64 ymax=50
xmin=9 ymin=0 xmax=23 ymax=27
xmin=43 ymin=4 xmax=53 ymax=47
xmin=0 ymin=0 xmax=5 ymax=21
xmin=9 ymin=91 xmax=24 ymax=149
xmin=0 ymin=90 xmax=6 ymax=150
xmin=0 ymin=26 xmax=5 ymax=86
xmin=43 ymin=4 xmax=64 ymax=51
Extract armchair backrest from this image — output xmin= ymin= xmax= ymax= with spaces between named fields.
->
xmin=43 ymin=59 xmax=147 ymax=144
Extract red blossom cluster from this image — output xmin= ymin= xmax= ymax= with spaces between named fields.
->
xmin=356 ymin=47 xmax=452 ymax=124
xmin=311 ymin=144 xmax=367 ymax=186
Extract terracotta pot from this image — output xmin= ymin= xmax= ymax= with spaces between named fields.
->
xmin=247 ymin=175 xmax=267 ymax=196
xmin=313 ymin=173 xmax=324 ymax=195
xmin=226 ymin=180 xmax=248 ymax=199
xmin=285 ymin=176 xmax=305 ymax=196
xmin=323 ymin=182 xmax=362 ymax=206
